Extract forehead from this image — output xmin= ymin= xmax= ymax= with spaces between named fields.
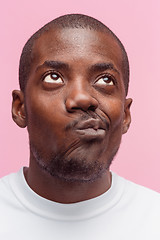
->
xmin=31 ymin=27 xmax=123 ymax=73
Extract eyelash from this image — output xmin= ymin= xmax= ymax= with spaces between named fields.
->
xmin=95 ymin=74 xmax=116 ymax=84
xmin=42 ymin=71 xmax=63 ymax=81
xmin=41 ymin=71 xmax=116 ymax=88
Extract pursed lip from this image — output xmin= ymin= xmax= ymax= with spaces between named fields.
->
xmin=74 ymin=118 xmax=108 ymax=141
xmin=75 ymin=118 xmax=107 ymax=130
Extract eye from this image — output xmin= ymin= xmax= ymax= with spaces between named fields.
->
xmin=95 ymin=75 xmax=114 ymax=86
xmin=43 ymin=73 xmax=63 ymax=84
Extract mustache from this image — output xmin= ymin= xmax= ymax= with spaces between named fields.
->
xmin=65 ymin=111 xmax=109 ymax=131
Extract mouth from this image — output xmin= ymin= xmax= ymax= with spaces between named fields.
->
xmin=75 ymin=128 xmax=106 ymax=141
xmin=74 ymin=118 xmax=107 ymax=141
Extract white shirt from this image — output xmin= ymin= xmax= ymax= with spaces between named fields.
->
xmin=0 ymin=168 xmax=160 ymax=239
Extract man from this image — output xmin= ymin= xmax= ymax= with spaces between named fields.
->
xmin=1 ymin=14 xmax=160 ymax=239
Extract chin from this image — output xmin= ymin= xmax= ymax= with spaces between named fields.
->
xmin=30 ymin=141 xmax=119 ymax=183
xmin=47 ymin=157 xmax=108 ymax=183
xmin=35 ymin=155 xmax=113 ymax=183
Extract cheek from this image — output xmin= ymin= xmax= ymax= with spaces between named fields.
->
xmin=25 ymin=94 xmax=67 ymax=146
xmin=111 ymin=101 xmax=124 ymax=129
xmin=102 ymin=98 xmax=124 ymax=128
xmin=101 ymin=98 xmax=124 ymax=151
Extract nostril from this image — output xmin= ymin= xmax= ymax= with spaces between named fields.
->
xmin=88 ymin=105 xmax=96 ymax=111
xmin=65 ymin=92 xmax=99 ymax=112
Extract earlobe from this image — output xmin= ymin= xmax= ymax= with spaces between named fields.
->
xmin=122 ymin=98 xmax=132 ymax=134
xmin=12 ymin=90 xmax=27 ymax=128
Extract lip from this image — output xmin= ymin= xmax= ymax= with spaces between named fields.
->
xmin=74 ymin=119 xmax=107 ymax=141
xmin=75 ymin=128 xmax=106 ymax=141
xmin=75 ymin=118 xmax=106 ymax=130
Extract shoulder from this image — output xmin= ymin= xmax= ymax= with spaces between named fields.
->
xmin=112 ymin=172 xmax=160 ymax=236
xmin=0 ymin=173 xmax=13 ymax=195
xmin=0 ymin=171 xmax=21 ymax=206
xmin=113 ymin=172 xmax=160 ymax=196
xmin=123 ymin=174 xmax=160 ymax=199
xmin=113 ymin=172 xmax=160 ymax=213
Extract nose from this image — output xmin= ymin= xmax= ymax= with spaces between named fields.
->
xmin=65 ymin=82 xmax=98 ymax=112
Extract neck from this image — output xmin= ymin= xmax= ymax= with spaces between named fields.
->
xmin=24 ymin=160 xmax=111 ymax=204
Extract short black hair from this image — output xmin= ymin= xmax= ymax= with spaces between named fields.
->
xmin=19 ymin=14 xmax=130 ymax=95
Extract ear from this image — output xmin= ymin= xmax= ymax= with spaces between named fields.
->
xmin=12 ymin=90 xmax=27 ymax=128
xmin=122 ymin=98 xmax=132 ymax=134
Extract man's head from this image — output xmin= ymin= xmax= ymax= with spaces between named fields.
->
xmin=19 ymin=14 xmax=129 ymax=95
xmin=12 ymin=14 xmax=132 ymax=183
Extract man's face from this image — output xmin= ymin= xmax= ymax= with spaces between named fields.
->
xmin=21 ymin=28 xmax=131 ymax=182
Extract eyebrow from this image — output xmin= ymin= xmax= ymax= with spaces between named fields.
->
xmin=36 ymin=60 xmax=69 ymax=72
xmin=89 ymin=62 xmax=120 ymax=75
xmin=36 ymin=60 xmax=119 ymax=75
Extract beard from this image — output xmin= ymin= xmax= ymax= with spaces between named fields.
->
xmin=30 ymin=140 xmax=119 ymax=183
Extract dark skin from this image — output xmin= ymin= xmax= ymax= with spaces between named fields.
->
xmin=12 ymin=28 xmax=132 ymax=203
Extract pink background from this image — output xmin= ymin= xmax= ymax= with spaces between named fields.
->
xmin=1 ymin=0 xmax=160 ymax=192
